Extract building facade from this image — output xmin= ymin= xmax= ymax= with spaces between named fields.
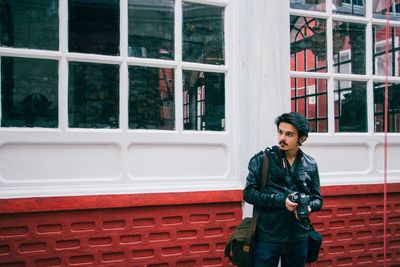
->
xmin=0 ymin=0 xmax=399 ymax=266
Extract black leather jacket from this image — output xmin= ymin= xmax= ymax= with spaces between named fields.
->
xmin=243 ymin=146 xmax=323 ymax=243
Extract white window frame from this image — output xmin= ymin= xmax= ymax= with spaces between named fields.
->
xmin=290 ymin=0 xmax=400 ymax=186
xmin=0 ymin=0 xmax=239 ymax=198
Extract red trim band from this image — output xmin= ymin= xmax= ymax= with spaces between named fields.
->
xmin=320 ymin=183 xmax=400 ymax=196
xmin=0 ymin=190 xmax=243 ymax=214
xmin=1 ymin=183 xmax=400 ymax=214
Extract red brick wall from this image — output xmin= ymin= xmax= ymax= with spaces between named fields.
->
xmin=0 ymin=191 xmax=242 ymax=266
xmin=0 ymin=185 xmax=399 ymax=267
xmin=312 ymin=184 xmax=400 ymax=267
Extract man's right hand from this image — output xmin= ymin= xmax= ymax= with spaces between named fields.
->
xmin=285 ymin=197 xmax=298 ymax=212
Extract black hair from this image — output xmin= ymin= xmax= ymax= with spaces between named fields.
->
xmin=275 ymin=112 xmax=309 ymax=139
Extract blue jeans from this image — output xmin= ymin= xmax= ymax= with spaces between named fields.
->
xmin=253 ymin=240 xmax=308 ymax=267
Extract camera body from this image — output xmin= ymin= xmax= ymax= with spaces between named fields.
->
xmin=288 ymin=192 xmax=310 ymax=220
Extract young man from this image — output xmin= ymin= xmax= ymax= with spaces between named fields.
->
xmin=244 ymin=112 xmax=323 ymax=267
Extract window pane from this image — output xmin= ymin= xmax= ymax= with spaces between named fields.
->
xmin=182 ymin=3 xmax=224 ymax=65
xmin=374 ymin=82 xmax=400 ymax=132
xmin=128 ymin=0 xmax=174 ymax=59
xmin=290 ymin=16 xmax=327 ymax=72
xmin=68 ymin=62 xmax=119 ymax=128
xmin=1 ymin=57 xmax=58 ymax=127
xmin=373 ymin=0 xmax=400 ymax=20
xmin=334 ymin=80 xmax=367 ymax=132
xmin=128 ymin=66 xmax=175 ymax=130
xmin=373 ymin=25 xmax=400 ymax=76
xmin=183 ymin=71 xmax=225 ymax=131
xmin=332 ymin=0 xmax=365 ymax=16
xmin=333 ymin=21 xmax=366 ymax=74
xmin=0 ymin=0 xmax=58 ymax=50
xmin=69 ymin=0 xmax=119 ymax=55
xmin=290 ymin=77 xmax=328 ymax=132
xmin=290 ymin=0 xmax=326 ymax=12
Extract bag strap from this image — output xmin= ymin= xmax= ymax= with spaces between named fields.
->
xmin=247 ymin=151 xmax=269 ymax=243
xmin=260 ymin=151 xmax=269 ymax=191
xmin=254 ymin=151 xmax=269 ymax=215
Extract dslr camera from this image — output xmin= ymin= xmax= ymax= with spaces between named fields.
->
xmin=288 ymin=192 xmax=310 ymax=220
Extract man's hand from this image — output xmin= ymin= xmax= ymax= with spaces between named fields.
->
xmin=285 ymin=197 xmax=298 ymax=212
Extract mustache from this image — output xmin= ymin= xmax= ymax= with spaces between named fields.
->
xmin=279 ymin=140 xmax=288 ymax=146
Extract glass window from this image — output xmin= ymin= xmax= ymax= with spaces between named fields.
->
xmin=374 ymin=82 xmax=400 ymax=132
xmin=69 ymin=0 xmax=120 ymax=55
xmin=128 ymin=66 xmax=175 ymax=130
xmin=332 ymin=0 xmax=365 ymax=16
xmin=68 ymin=62 xmax=119 ymax=128
xmin=334 ymin=80 xmax=367 ymax=132
xmin=333 ymin=21 xmax=366 ymax=75
xmin=0 ymin=0 xmax=59 ymax=50
xmin=182 ymin=2 xmax=225 ymax=65
xmin=1 ymin=57 xmax=58 ymax=127
xmin=290 ymin=0 xmax=326 ymax=12
xmin=1 ymin=1 xmax=228 ymax=131
xmin=373 ymin=0 xmax=400 ymax=20
xmin=128 ymin=0 xmax=174 ymax=59
xmin=291 ymin=77 xmax=328 ymax=132
xmin=373 ymin=25 xmax=400 ymax=76
xmin=183 ymin=71 xmax=225 ymax=131
xmin=290 ymin=16 xmax=327 ymax=72
xmin=291 ymin=0 xmax=400 ymax=135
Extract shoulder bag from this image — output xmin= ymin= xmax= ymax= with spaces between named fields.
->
xmin=307 ymin=223 xmax=322 ymax=263
xmin=224 ymin=152 xmax=269 ymax=267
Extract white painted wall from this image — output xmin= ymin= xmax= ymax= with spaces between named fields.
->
xmin=236 ymin=0 xmax=291 ymax=186
xmin=0 ymin=1 xmax=399 ymax=199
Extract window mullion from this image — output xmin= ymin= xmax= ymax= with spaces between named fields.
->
xmin=175 ymin=0 xmax=183 ymax=132
xmin=327 ymin=76 xmax=336 ymax=134
xmin=365 ymin=0 xmax=373 ymax=134
xmin=59 ymin=0 xmax=68 ymax=131
xmin=326 ymin=0 xmax=335 ymax=134
xmin=120 ymin=0 xmax=128 ymax=131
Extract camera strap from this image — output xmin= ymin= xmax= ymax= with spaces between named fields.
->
xmin=287 ymin=154 xmax=311 ymax=195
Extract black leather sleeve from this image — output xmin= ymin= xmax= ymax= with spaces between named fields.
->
xmin=243 ymin=152 xmax=287 ymax=210
xmin=309 ymin=164 xmax=323 ymax=212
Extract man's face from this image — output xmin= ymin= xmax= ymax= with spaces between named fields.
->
xmin=277 ymin=122 xmax=301 ymax=152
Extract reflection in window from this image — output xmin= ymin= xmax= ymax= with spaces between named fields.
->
xmin=334 ymin=46 xmax=351 ymax=74
xmin=333 ymin=21 xmax=366 ymax=75
xmin=69 ymin=0 xmax=119 ymax=55
xmin=374 ymin=83 xmax=400 ymax=132
xmin=334 ymin=80 xmax=367 ymax=132
xmin=373 ymin=0 xmax=400 ymax=20
xmin=332 ymin=0 xmax=365 ymax=16
xmin=129 ymin=66 xmax=174 ymax=130
xmin=291 ymin=77 xmax=328 ymax=132
xmin=68 ymin=62 xmax=119 ymax=128
xmin=1 ymin=57 xmax=58 ymax=127
xmin=290 ymin=16 xmax=327 ymax=72
xmin=0 ymin=0 xmax=58 ymax=50
xmin=128 ymin=0 xmax=174 ymax=59
xmin=290 ymin=0 xmax=326 ymax=12
xmin=182 ymin=2 xmax=224 ymax=65
xmin=373 ymin=25 xmax=400 ymax=76
xmin=183 ymin=71 xmax=225 ymax=131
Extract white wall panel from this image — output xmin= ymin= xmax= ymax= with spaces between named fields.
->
xmin=0 ymin=143 xmax=122 ymax=182
xmin=375 ymin=143 xmax=400 ymax=174
xmin=127 ymin=144 xmax=228 ymax=178
xmin=303 ymin=144 xmax=370 ymax=174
